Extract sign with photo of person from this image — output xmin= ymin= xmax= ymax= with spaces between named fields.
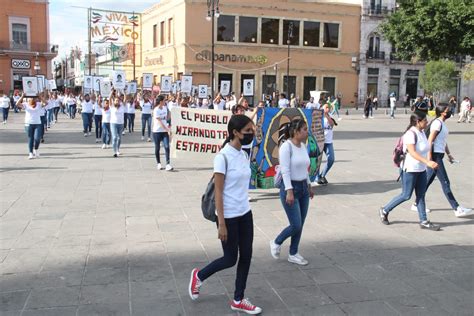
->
xmin=142 ymin=73 xmax=153 ymax=89
xmin=112 ymin=70 xmax=126 ymax=90
xmin=127 ymin=81 xmax=137 ymax=94
xmin=198 ymin=85 xmax=208 ymax=98
xmin=171 ymin=83 xmax=177 ymax=94
xmin=48 ymin=80 xmax=57 ymax=91
xmin=84 ymin=76 xmax=93 ymax=89
xmin=181 ymin=75 xmax=192 ymax=93
xmin=37 ymin=75 xmax=46 ymax=92
xmin=100 ymin=80 xmax=112 ymax=96
xmin=93 ymin=77 xmax=102 ymax=92
xmin=220 ymin=80 xmax=230 ymax=96
xmin=191 ymin=85 xmax=198 ymax=97
xmin=160 ymin=76 xmax=172 ymax=92
xmin=243 ymin=79 xmax=254 ymax=96
xmin=22 ymin=76 xmax=39 ymax=96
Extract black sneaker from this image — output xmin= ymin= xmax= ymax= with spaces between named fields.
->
xmin=379 ymin=207 xmax=389 ymax=225
xmin=317 ymin=179 xmax=325 ymax=185
xmin=113 ymin=154 xmax=118 ymax=158
xmin=322 ymin=177 xmax=329 ymax=185
xmin=420 ymin=221 xmax=440 ymax=231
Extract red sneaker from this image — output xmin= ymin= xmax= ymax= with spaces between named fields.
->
xmin=188 ymin=268 xmax=202 ymax=300
xmin=230 ymin=298 xmax=262 ymax=315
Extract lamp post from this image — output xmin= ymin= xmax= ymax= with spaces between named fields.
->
xmin=286 ymin=22 xmax=294 ymax=99
xmin=34 ymin=52 xmax=40 ymax=75
xmin=206 ymin=0 xmax=220 ymax=102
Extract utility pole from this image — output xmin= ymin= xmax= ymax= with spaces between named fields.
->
xmin=286 ymin=22 xmax=293 ymax=99
xmin=206 ymin=0 xmax=220 ymax=102
xmin=88 ymin=7 xmax=92 ymax=76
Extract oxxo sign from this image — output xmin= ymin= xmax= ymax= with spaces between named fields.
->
xmin=11 ymin=59 xmax=31 ymax=69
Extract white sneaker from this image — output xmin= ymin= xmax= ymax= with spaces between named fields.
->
xmin=105 ymin=144 xmax=109 ymax=149
xmin=141 ymin=136 xmax=144 ymax=141
xmin=455 ymin=206 xmax=473 ymax=218
xmin=101 ymin=144 xmax=106 ymax=149
xmin=28 ymin=153 xmax=34 ymax=159
xmin=84 ymin=133 xmax=88 ymax=137
xmin=288 ymin=253 xmax=308 ymax=266
xmin=122 ymin=131 xmax=125 ymax=135
xmin=117 ymin=151 xmax=121 ymax=156
xmin=95 ymin=138 xmax=99 ymax=143
xmin=88 ymin=132 xmax=91 ymax=136
xmin=157 ymin=163 xmax=162 ymax=170
xmin=411 ymin=203 xmax=431 ymax=213
xmin=269 ymin=240 xmax=281 ymax=259
xmin=165 ymin=164 xmax=173 ymax=171
xmin=338 ymin=118 xmax=342 ymax=121
xmin=370 ymin=116 xmax=374 ymax=119
xmin=147 ymin=138 xmax=152 ymax=142
xmin=33 ymin=149 xmax=39 ymax=158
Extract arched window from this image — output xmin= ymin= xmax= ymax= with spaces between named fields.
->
xmin=367 ymin=34 xmax=381 ymax=59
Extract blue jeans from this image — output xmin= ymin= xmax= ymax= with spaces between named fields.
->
xmin=47 ymin=109 xmax=54 ymax=126
xmin=384 ymin=171 xmax=428 ymax=222
xmin=275 ymin=180 xmax=310 ymax=255
xmin=127 ymin=113 xmax=135 ymax=132
xmin=102 ymin=122 xmax=111 ymax=145
xmin=94 ymin=115 xmax=102 ymax=138
xmin=331 ymin=107 xmax=340 ymax=118
xmin=40 ymin=115 xmax=46 ymax=138
xmin=2 ymin=108 xmax=8 ymax=121
xmin=82 ymin=112 xmax=93 ymax=133
xmin=152 ymin=132 xmax=170 ymax=164
xmin=318 ymin=143 xmax=335 ymax=179
xmin=141 ymin=114 xmax=152 ymax=138
xmin=68 ymin=104 xmax=76 ymax=119
xmin=110 ymin=123 xmax=123 ymax=153
xmin=26 ymin=124 xmax=42 ymax=153
xmin=198 ymin=211 xmax=253 ymax=301
xmin=426 ymin=153 xmax=459 ymax=210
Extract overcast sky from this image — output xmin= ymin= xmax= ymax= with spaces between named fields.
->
xmin=50 ymin=0 xmax=157 ymax=61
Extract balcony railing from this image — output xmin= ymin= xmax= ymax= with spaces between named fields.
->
xmin=0 ymin=41 xmax=58 ymax=54
xmin=366 ymin=50 xmax=385 ymax=60
xmin=365 ymin=6 xmax=392 ymax=16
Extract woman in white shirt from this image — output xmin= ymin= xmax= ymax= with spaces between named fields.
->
xmin=1 ymin=93 xmax=10 ymax=124
xmin=316 ymin=103 xmax=336 ymax=185
xmin=379 ymin=111 xmax=440 ymax=230
xmin=109 ymin=93 xmax=125 ymax=157
xmin=101 ymin=99 xmax=111 ymax=149
xmin=189 ymin=115 xmax=262 ymax=315
xmin=81 ymin=94 xmax=94 ymax=137
xmin=93 ymin=95 xmax=103 ymax=143
xmin=126 ymin=97 xmax=136 ymax=133
xmin=139 ymin=94 xmax=153 ymax=142
xmin=424 ymin=104 xmax=472 ymax=217
xmin=16 ymin=93 xmax=45 ymax=159
xmin=270 ymin=119 xmax=314 ymax=266
xmin=152 ymin=95 xmax=173 ymax=171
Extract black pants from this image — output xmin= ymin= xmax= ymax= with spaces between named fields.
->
xmin=127 ymin=113 xmax=135 ymax=132
xmin=198 ymin=211 xmax=254 ymax=301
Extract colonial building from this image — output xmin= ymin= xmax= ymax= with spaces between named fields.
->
xmin=0 ymin=0 xmax=57 ymax=93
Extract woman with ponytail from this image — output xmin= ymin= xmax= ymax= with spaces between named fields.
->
xmin=379 ymin=111 xmax=440 ymax=230
xmin=189 ymin=115 xmax=262 ymax=315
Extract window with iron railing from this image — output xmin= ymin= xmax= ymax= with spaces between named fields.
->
xmin=12 ymin=23 xmax=27 ymax=49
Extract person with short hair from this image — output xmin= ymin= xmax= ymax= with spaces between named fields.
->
xmin=315 ymin=103 xmax=336 ymax=185
xmin=81 ymin=94 xmax=94 ymax=137
xmin=152 ymin=95 xmax=173 ymax=171
xmin=458 ymin=97 xmax=471 ymax=123
xmin=16 ymin=93 xmax=46 ymax=159
xmin=278 ymin=93 xmax=289 ymax=108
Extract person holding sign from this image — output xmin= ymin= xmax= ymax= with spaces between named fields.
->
xmin=139 ymin=93 xmax=153 ymax=142
xmin=93 ymin=95 xmax=103 ymax=143
xmin=101 ymin=99 xmax=112 ymax=149
xmin=126 ymin=96 xmax=137 ymax=133
xmin=16 ymin=93 xmax=46 ymax=159
xmin=152 ymin=95 xmax=173 ymax=171
xmin=109 ymin=90 xmax=125 ymax=157
xmin=81 ymin=94 xmax=94 ymax=137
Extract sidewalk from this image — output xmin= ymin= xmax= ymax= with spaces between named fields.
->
xmin=0 ymin=110 xmax=473 ymax=315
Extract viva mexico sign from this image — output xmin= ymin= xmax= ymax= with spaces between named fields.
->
xmin=196 ymin=50 xmax=268 ymax=65
xmin=89 ymin=8 xmax=141 ymax=44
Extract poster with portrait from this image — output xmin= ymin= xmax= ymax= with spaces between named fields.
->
xmin=48 ymin=80 xmax=57 ymax=91
xmin=143 ymin=73 xmax=153 ymax=89
xmin=160 ymin=76 xmax=172 ymax=92
xmin=93 ymin=77 xmax=102 ymax=92
xmin=171 ymin=83 xmax=177 ymax=94
xmin=127 ymin=81 xmax=137 ymax=94
xmin=83 ymin=88 xmax=92 ymax=95
xmin=175 ymin=80 xmax=181 ymax=92
xmin=100 ymin=80 xmax=112 ymax=96
xmin=198 ymin=85 xmax=208 ymax=98
xmin=243 ymin=79 xmax=254 ymax=96
xmin=181 ymin=76 xmax=192 ymax=94
xmin=191 ymin=85 xmax=198 ymax=97
xmin=220 ymin=80 xmax=230 ymax=96
xmin=112 ymin=71 xmax=126 ymax=90
xmin=22 ymin=77 xmax=39 ymax=96
xmin=37 ymin=75 xmax=46 ymax=92
xmin=84 ymin=76 xmax=93 ymax=89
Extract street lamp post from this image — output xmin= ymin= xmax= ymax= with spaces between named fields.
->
xmin=206 ymin=0 xmax=220 ymax=103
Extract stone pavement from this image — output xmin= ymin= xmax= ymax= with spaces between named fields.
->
xmin=0 ymin=109 xmax=473 ymax=316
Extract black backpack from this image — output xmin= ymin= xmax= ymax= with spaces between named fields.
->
xmin=201 ymin=153 xmax=228 ymax=222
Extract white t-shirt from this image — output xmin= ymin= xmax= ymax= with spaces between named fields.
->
xmin=322 ymin=116 xmax=334 ymax=144
xmin=390 ymin=97 xmax=396 ymax=108
xmin=1 ymin=96 xmax=11 ymax=108
xmin=305 ymin=102 xmax=319 ymax=110
xmin=152 ymin=106 xmax=169 ymax=133
xmin=110 ymin=106 xmax=125 ymax=124
xmin=278 ymin=98 xmax=289 ymax=108
xmin=46 ymin=100 xmax=55 ymax=110
xmin=93 ymin=103 xmax=102 ymax=114
xmin=24 ymin=104 xmax=42 ymax=125
xmin=82 ymin=101 xmax=93 ymax=113
xmin=430 ymin=118 xmax=448 ymax=154
xmin=102 ymin=108 xmax=111 ymax=123
xmin=167 ymin=101 xmax=179 ymax=111
xmin=140 ymin=100 xmax=153 ymax=114
xmin=214 ymin=144 xmax=251 ymax=219
xmin=126 ymin=102 xmax=136 ymax=114
xmin=200 ymin=99 xmax=209 ymax=109
xmin=279 ymin=140 xmax=310 ymax=190
xmin=214 ymin=100 xmax=226 ymax=110
xmin=460 ymin=100 xmax=471 ymax=111
xmin=66 ymin=97 xmax=76 ymax=105
xmin=402 ymin=127 xmax=429 ymax=172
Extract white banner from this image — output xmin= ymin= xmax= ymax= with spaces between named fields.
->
xmin=171 ymin=107 xmax=232 ymax=157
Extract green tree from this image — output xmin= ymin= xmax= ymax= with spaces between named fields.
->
xmin=420 ymin=60 xmax=457 ymax=102
xmin=381 ymin=0 xmax=474 ymax=61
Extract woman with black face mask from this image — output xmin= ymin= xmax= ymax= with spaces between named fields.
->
xmin=423 ymin=103 xmax=472 ymax=218
xmin=189 ymin=115 xmax=262 ymax=315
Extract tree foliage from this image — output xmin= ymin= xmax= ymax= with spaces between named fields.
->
xmin=420 ymin=60 xmax=457 ymax=96
xmin=381 ymin=0 xmax=474 ymax=61
xmin=462 ymin=63 xmax=474 ymax=81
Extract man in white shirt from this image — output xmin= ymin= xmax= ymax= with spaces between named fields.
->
xmin=458 ymin=96 xmax=471 ymax=123
xmin=1 ymin=93 xmax=11 ymax=124
xmin=305 ymin=97 xmax=319 ymax=110
xmin=278 ymin=94 xmax=289 ymax=108
xmin=389 ymin=93 xmax=397 ymax=119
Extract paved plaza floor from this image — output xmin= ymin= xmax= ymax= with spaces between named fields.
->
xmin=0 ymin=109 xmax=473 ymax=315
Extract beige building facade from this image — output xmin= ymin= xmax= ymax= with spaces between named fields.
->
xmin=132 ymin=0 xmax=361 ymax=106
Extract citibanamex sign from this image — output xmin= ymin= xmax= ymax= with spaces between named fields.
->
xmin=11 ymin=59 xmax=31 ymax=69
xmin=196 ymin=50 xmax=268 ymax=65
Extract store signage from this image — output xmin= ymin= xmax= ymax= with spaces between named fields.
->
xmin=195 ymin=50 xmax=268 ymax=65
xmin=144 ymin=56 xmax=164 ymax=66
xmin=11 ymin=59 xmax=31 ymax=69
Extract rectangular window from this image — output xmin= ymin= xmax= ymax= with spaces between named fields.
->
xmin=168 ymin=18 xmax=173 ymax=44
xmin=389 ymin=77 xmax=400 ymax=98
xmin=261 ymin=18 xmax=279 ymax=45
xmin=303 ymin=76 xmax=316 ymax=101
xmin=12 ymin=23 xmax=27 ymax=47
xmin=239 ymin=16 xmax=258 ymax=43
xmin=153 ymin=24 xmax=157 ymax=47
xmin=283 ymin=20 xmax=300 ymax=46
xmin=262 ymin=75 xmax=276 ymax=96
xmin=367 ymin=76 xmax=378 ymax=97
xmin=217 ymin=15 xmax=235 ymax=42
xmin=303 ymin=21 xmax=320 ymax=47
xmin=283 ymin=76 xmax=297 ymax=97
xmin=323 ymin=23 xmax=339 ymax=48
xmin=323 ymin=77 xmax=336 ymax=96
xmin=390 ymin=69 xmax=401 ymax=76
xmin=368 ymin=68 xmax=379 ymax=75
xmin=160 ymin=21 xmax=165 ymax=46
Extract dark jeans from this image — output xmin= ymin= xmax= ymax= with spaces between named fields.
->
xmin=82 ymin=112 xmax=93 ymax=133
xmin=152 ymin=132 xmax=170 ymax=164
xmin=69 ymin=104 xmax=76 ymax=119
xmin=127 ymin=113 xmax=135 ymax=132
xmin=40 ymin=115 xmax=46 ymax=138
xmin=26 ymin=124 xmax=42 ymax=153
xmin=2 ymin=108 xmax=8 ymax=121
xmin=426 ymin=153 xmax=459 ymax=210
xmin=94 ymin=115 xmax=103 ymax=138
xmin=123 ymin=113 xmax=128 ymax=131
xmin=318 ymin=143 xmax=335 ymax=179
xmin=275 ymin=180 xmax=310 ymax=255
xmin=384 ymin=171 xmax=428 ymax=222
xmin=198 ymin=211 xmax=253 ymax=301
xmin=102 ymin=122 xmax=111 ymax=145
xmin=53 ymin=107 xmax=60 ymax=121
xmin=141 ymin=114 xmax=152 ymax=138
